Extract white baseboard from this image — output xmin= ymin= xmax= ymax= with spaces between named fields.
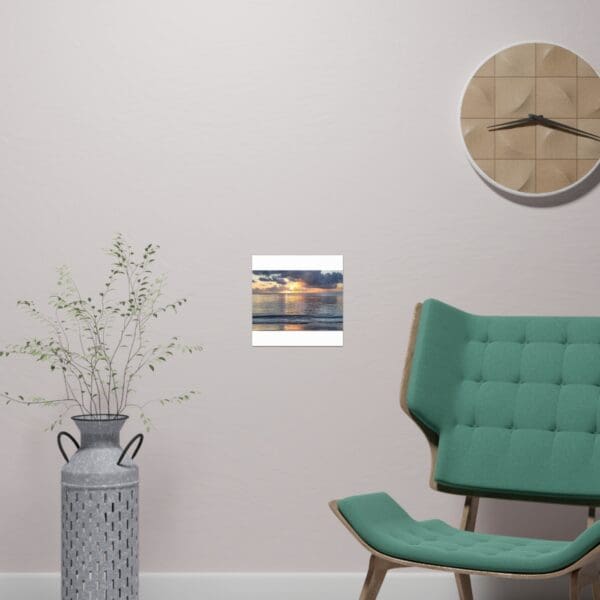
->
xmin=0 ymin=571 xmax=455 ymax=600
xmin=0 ymin=571 xmax=571 ymax=599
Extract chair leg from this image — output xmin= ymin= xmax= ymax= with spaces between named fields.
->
xmin=454 ymin=573 xmax=473 ymax=600
xmin=359 ymin=555 xmax=389 ymax=600
xmin=570 ymin=570 xmax=581 ymax=600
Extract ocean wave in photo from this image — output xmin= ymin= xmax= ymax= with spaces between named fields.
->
xmin=252 ymin=292 xmax=343 ymax=332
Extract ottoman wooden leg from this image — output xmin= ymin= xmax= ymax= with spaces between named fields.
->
xmin=359 ymin=555 xmax=389 ymax=600
xmin=455 ymin=573 xmax=473 ymax=600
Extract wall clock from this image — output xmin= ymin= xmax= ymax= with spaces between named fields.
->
xmin=460 ymin=43 xmax=600 ymax=197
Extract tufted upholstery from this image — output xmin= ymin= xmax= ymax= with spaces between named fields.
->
xmin=407 ymin=299 xmax=600 ymax=504
xmin=333 ymin=300 xmax=600 ymax=576
xmin=337 ymin=492 xmax=600 ymax=573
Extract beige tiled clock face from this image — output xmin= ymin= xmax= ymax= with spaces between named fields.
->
xmin=461 ymin=43 xmax=600 ymax=194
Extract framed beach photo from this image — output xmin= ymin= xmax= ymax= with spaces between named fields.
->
xmin=252 ymin=255 xmax=343 ymax=347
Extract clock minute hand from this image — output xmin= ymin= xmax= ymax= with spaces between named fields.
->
xmin=487 ymin=114 xmax=600 ymax=142
xmin=537 ymin=116 xmax=600 ymax=143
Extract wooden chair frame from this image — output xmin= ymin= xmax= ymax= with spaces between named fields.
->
xmin=330 ymin=303 xmax=600 ymax=600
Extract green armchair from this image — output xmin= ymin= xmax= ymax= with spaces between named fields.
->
xmin=331 ymin=299 xmax=600 ymax=599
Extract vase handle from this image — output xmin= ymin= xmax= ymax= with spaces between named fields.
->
xmin=117 ymin=433 xmax=144 ymax=466
xmin=57 ymin=431 xmax=80 ymax=463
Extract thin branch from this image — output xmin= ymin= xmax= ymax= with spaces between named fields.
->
xmin=1 ymin=392 xmax=76 ymax=407
xmin=1 ymin=235 xmax=200 ymax=425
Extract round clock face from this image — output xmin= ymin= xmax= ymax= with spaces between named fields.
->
xmin=460 ymin=43 xmax=600 ymax=196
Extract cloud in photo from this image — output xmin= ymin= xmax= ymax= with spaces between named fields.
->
xmin=252 ymin=270 xmax=343 ymax=294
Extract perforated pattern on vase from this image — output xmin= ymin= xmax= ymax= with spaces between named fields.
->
xmin=62 ymin=486 xmax=138 ymax=600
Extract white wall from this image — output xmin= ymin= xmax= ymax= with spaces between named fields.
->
xmin=1 ymin=0 xmax=600 ymax=592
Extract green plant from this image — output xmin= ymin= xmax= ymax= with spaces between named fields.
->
xmin=0 ymin=234 xmax=201 ymax=431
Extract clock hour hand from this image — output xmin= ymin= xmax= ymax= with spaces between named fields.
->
xmin=487 ymin=116 xmax=535 ymax=131
xmin=536 ymin=116 xmax=600 ymax=142
xmin=487 ymin=114 xmax=600 ymax=142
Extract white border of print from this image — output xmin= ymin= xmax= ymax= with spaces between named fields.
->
xmin=252 ymin=255 xmax=343 ymax=271
xmin=252 ymin=331 xmax=343 ymax=347
xmin=252 ymin=255 xmax=343 ymax=347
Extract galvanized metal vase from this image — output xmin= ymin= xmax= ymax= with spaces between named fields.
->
xmin=57 ymin=415 xmax=144 ymax=600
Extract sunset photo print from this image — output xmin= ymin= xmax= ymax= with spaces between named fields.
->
xmin=252 ymin=255 xmax=343 ymax=346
